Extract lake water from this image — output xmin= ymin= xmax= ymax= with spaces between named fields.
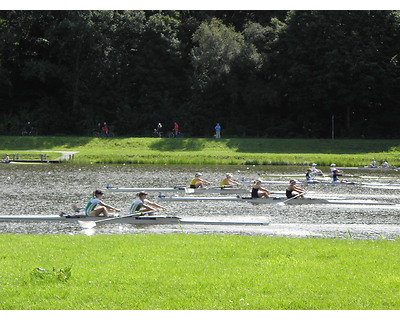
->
xmin=1 ymin=163 xmax=400 ymax=239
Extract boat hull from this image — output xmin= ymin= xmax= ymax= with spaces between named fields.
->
xmin=0 ymin=215 xmax=268 ymax=226
xmin=0 ymin=215 xmax=182 ymax=225
xmin=159 ymin=196 xmax=328 ymax=204
xmin=338 ymin=167 xmax=399 ymax=171
xmin=106 ymin=186 xmax=250 ymax=194
xmin=158 ymin=196 xmax=394 ymax=206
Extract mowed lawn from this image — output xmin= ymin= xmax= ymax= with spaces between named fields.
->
xmin=1 ymin=234 xmax=399 ymax=310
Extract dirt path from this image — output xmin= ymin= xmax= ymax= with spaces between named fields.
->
xmin=54 ymin=151 xmax=80 ymax=161
xmin=26 ymin=150 xmax=80 ymax=161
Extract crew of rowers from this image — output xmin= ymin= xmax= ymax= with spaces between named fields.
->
xmin=305 ymin=163 xmax=346 ymax=183
xmin=85 ymin=189 xmax=167 ymax=218
xmin=366 ymin=158 xmax=390 ymax=168
xmin=190 ymin=172 xmax=306 ymax=200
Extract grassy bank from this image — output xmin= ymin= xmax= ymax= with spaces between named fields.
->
xmin=1 ymin=136 xmax=400 ymax=166
xmin=1 ymin=233 xmax=399 ymax=310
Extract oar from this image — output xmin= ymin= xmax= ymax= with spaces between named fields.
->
xmin=72 ymin=204 xmax=83 ymax=213
xmin=78 ymin=208 xmax=167 ymax=229
xmin=276 ymin=192 xmax=307 ymax=206
xmin=78 ymin=210 xmax=160 ymax=229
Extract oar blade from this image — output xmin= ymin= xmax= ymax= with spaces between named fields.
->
xmin=78 ymin=220 xmax=96 ymax=229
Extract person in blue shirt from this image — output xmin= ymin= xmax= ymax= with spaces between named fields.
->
xmin=214 ymin=123 xmax=221 ymax=139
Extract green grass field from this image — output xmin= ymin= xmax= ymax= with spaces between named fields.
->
xmin=1 ymin=234 xmax=399 ymax=310
xmin=1 ymin=136 xmax=400 ymax=166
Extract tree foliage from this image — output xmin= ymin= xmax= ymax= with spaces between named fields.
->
xmin=1 ymin=10 xmax=400 ymax=138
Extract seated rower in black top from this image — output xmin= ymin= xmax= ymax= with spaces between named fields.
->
xmin=286 ymin=180 xmax=306 ymax=199
xmin=251 ymin=180 xmax=271 ymax=198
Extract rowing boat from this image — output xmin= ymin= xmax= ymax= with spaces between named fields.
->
xmin=338 ymin=167 xmax=400 ymax=171
xmin=0 ymin=214 xmax=181 ymax=224
xmin=105 ymin=185 xmax=251 ymax=195
xmin=157 ymin=195 xmax=395 ymax=206
xmin=0 ymin=214 xmax=268 ymax=226
xmin=241 ymin=179 xmax=400 ymax=188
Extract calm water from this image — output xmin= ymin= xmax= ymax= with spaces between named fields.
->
xmin=1 ymin=163 xmax=400 ymax=239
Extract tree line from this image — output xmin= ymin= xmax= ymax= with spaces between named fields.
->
xmin=1 ymin=10 xmax=400 ymax=138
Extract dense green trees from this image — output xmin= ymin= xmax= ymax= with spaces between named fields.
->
xmin=1 ymin=10 xmax=400 ymax=138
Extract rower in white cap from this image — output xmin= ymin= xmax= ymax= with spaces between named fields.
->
xmin=189 ymin=173 xmax=211 ymax=189
xmin=220 ymin=173 xmax=240 ymax=188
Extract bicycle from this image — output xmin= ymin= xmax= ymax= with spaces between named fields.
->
xmin=22 ymin=128 xmax=37 ymax=136
xmin=152 ymin=129 xmax=162 ymax=138
xmin=93 ymin=130 xmax=115 ymax=138
xmin=167 ymin=130 xmax=183 ymax=138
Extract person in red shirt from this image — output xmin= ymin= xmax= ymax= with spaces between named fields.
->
xmin=102 ymin=122 xmax=109 ymax=137
xmin=173 ymin=122 xmax=179 ymax=138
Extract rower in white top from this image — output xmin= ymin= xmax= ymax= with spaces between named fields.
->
xmin=381 ymin=160 xmax=390 ymax=168
xmin=130 ymin=191 xmax=167 ymax=216
xmin=367 ymin=159 xmax=377 ymax=168
xmin=310 ymin=163 xmax=323 ymax=176
xmin=85 ymin=189 xmax=120 ymax=217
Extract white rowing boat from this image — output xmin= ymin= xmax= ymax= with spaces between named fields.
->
xmin=105 ymin=185 xmax=252 ymax=195
xmin=0 ymin=214 xmax=268 ymax=226
xmin=157 ymin=195 xmax=395 ymax=206
xmin=241 ymin=179 xmax=400 ymax=188
xmin=337 ymin=167 xmax=400 ymax=171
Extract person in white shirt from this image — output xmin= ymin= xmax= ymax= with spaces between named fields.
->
xmin=130 ymin=191 xmax=167 ymax=215
xmin=85 ymin=189 xmax=120 ymax=217
xmin=310 ymin=163 xmax=323 ymax=175
xmin=381 ymin=160 xmax=389 ymax=168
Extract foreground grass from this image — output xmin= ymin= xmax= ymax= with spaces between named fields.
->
xmin=1 ymin=136 xmax=400 ymax=166
xmin=1 ymin=233 xmax=399 ymax=310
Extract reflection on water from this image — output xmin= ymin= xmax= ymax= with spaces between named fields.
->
xmin=1 ymin=163 xmax=400 ymax=239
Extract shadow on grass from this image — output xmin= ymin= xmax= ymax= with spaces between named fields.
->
xmin=0 ymin=136 xmax=94 ymax=150
xmin=149 ymin=138 xmax=206 ymax=151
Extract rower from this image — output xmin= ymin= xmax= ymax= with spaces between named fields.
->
xmin=189 ymin=173 xmax=210 ymax=189
xmin=251 ymin=180 xmax=271 ymax=198
xmin=85 ymin=189 xmax=120 ymax=217
xmin=130 ymin=191 xmax=167 ymax=216
xmin=310 ymin=163 xmax=323 ymax=176
xmin=332 ymin=171 xmax=348 ymax=183
xmin=330 ymin=163 xmax=343 ymax=176
xmin=330 ymin=164 xmax=346 ymax=183
xmin=306 ymin=169 xmax=319 ymax=183
xmin=2 ymin=155 xmax=10 ymax=163
xmin=367 ymin=159 xmax=377 ymax=168
xmin=286 ymin=180 xmax=305 ymax=198
xmin=381 ymin=160 xmax=390 ymax=168
xmin=220 ymin=173 xmax=239 ymax=188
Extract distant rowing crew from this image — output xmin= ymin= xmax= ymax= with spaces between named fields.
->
xmin=189 ymin=172 xmax=307 ymax=199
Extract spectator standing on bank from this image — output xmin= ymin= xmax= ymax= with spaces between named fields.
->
xmin=102 ymin=122 xmax=109 ymax=137
xmin=214 ymin=123 xmax=221 ymax=139
xmin=173 ymin=122 xmax=179 ymax=138
xmin=97 ymin=123 xmax=102 ymax=136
